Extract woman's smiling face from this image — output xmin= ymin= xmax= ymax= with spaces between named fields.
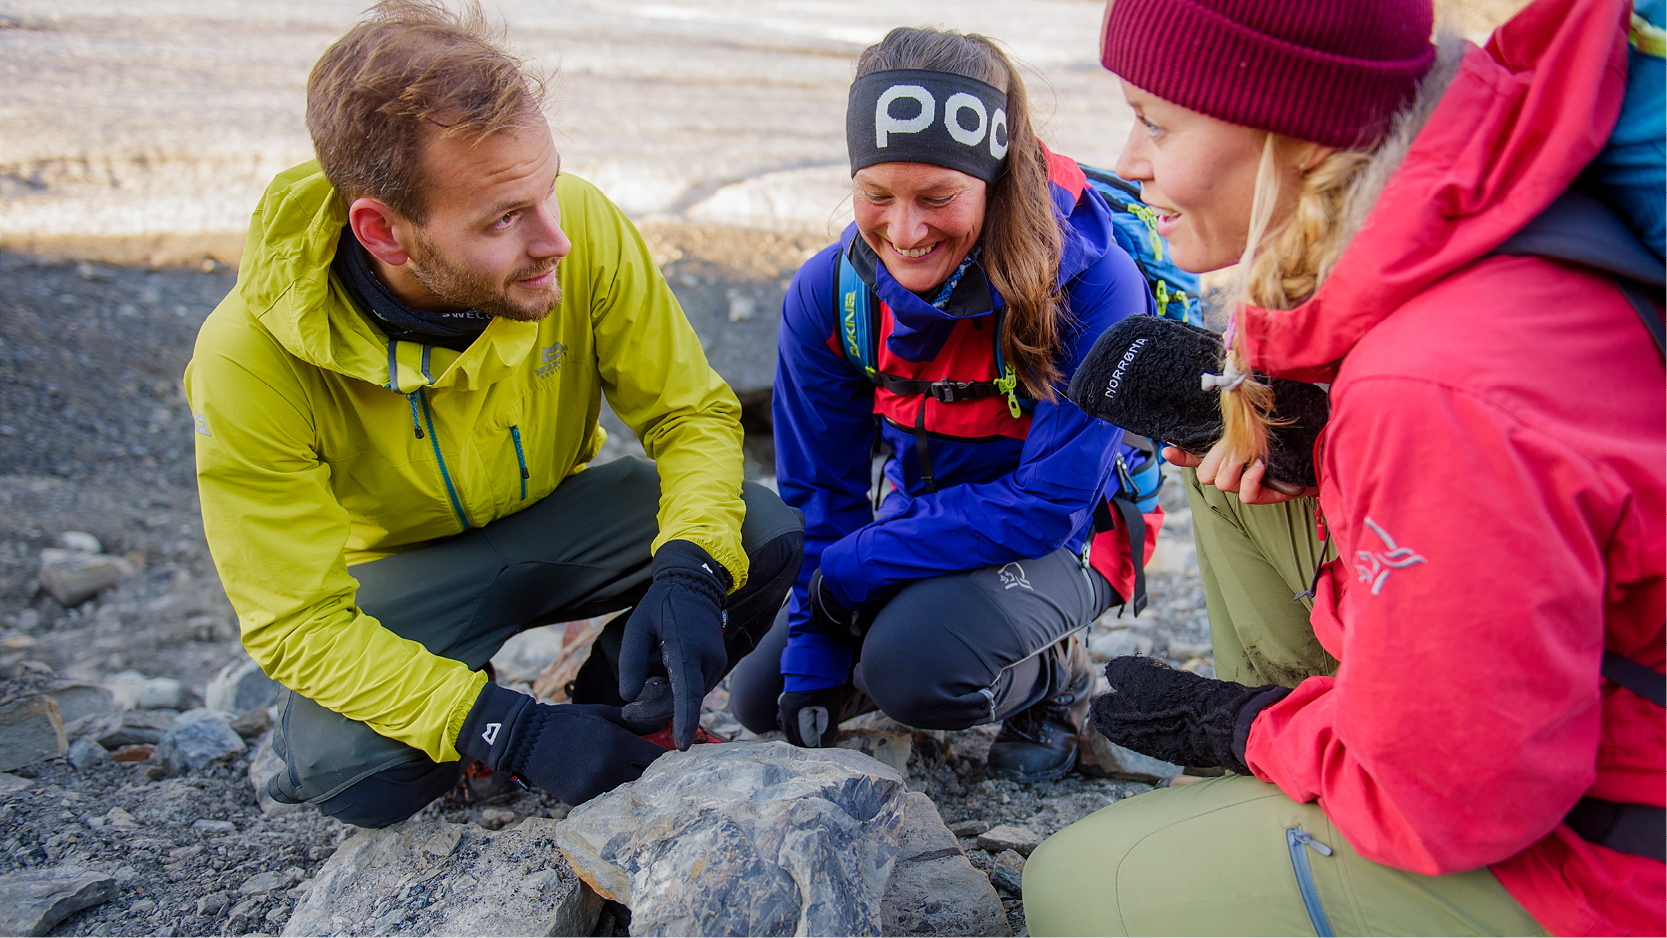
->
xmin=852 ymin=162 xmax=987 ymax=293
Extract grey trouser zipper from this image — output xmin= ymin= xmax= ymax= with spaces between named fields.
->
xmin=1286 ymin=827 xmax=1335 ymax=937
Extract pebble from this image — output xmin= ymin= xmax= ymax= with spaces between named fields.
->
xmin=239 ymin=870 xmax=295 ymax=896
xmin=228 ymin=707 xmax=270 ymax=739
xmin=37 ymin=548 xmax=132 ymax=607
xmin=989 ymin=849 xmax=1026 ymax=895
xmin=950 ymin=819 xmax=991 ymax=838
xmin=129 ymin=899 xmax=157 ymax=914
xmin=157 ymin=710 xmax=244 ymax=774
xmin=0 ymin=772 xmax=30 ymax=793
xmin=197 ymin=892 xmax=230 ymax=916
xmin=0 ymin=867 xmax=119 ymax=937
xmin=58 ymin=531 xmax=104 ymax=553
xmin=192 ymin=819 xmax=236 ymax=833
xmin=68 ymin=737 xmax=110 ymax=769
xmin=0 ymin=695 xmax=67 ymax=772
xmin=110 ymin=744 xmax=153 ymax=763
xmin=138 ymin=678 xmax=183 ymax=710
xmin=104 ymin=806 xmax=139 ymax=829
xmin=977 ymin=825 xmax=1042 ymax=857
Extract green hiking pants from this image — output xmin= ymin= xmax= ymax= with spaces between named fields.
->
xmin=1021 ymin=472 xmax=1542 ymax=935
xmin=1022 ymin=774 xmax=1545 ymax=936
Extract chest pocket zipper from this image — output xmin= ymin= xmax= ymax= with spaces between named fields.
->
xmin=510 ymin=426 xmax=529 ymax=501
xmin=1286 ymin=827 xmax=1335 ymax=937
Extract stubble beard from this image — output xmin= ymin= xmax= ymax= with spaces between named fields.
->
xmin=407 ymin=232 xmax=561 ymax=323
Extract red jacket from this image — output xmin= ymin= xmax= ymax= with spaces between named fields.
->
xmin=1237 ymin=0 xmax=1664 ymax=934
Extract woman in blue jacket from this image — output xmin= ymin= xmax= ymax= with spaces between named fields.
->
xmin=728 ymin=26 xmax=1155 ymax=781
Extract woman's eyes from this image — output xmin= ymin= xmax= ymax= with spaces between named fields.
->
xmin=1140 ymin=115 xmax=1166 ymax=138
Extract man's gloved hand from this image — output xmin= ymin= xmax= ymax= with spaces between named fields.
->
xmin=618 ymin=540 xmax=730 ymax=752
xmin=457 ymin=682 xmax=666 ymax=806
xmin=805 ymin=569 xmax=860 ymax=640
xmin=1090 ymin=656 xmax=1292 ymax=774
xmin=778 ymin=686 xmax=845 ymax=748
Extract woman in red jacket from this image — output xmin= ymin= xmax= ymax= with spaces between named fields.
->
xmin=1023 ymin=0 xmax=1664 ymax=934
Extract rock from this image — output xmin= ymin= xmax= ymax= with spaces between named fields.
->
xmin=57 ymin=531 xmax=103 ymax=553
xmin=283 ymin=817 xmax=601 ymax=937
xmin=228 ymin=706 xmax=270 ymax=739
xmin=137 ymin=678 xmax=183 ymax=710
xmin=1087 ymin=628 xmax=1155 ymax=660
xmin=96 ymin=709 xmax=175 ymax=748
xmin=1144 ymin=536 xmax=1197 ymax=577
xmin=988 ymin=849 xmax=1025 ymax=896
xmin=67 ymin=738 xmax=109 ymax=769
xmin=0 ymin=771 xmax=31 ymax=794
xmin=247 ymin=735 xmax=298 ymax=816
xmin=949 ymin=819 xmax=991 ymax=838
xmin=1077 ymin=719 xmax=1184 ymax=783
xmin=156 ymin=710 xmax=244 ymax=774
xmin=205 ymin=655 xmax=282 ymax=716
xmin=42 ymin=684 xmax=116 ymax=737
xmin=879 ymin=792 xmax=1008 ymax=937
xmin=556 ymin=741 xmax=908 ymax=937
xmin=37 ymin=548 xmax=133 ymax=607
xmin=192 ymin=819 xmax=236 ymax=833
xmin=240 ymin=870 xmax=296 ymax=896
xmin=103 ymin=672 xmax=149 ymax=711
xmin=129 ymin=899 xmax=156 ymax=914
xmin=197 ymin=892 xmax=230 ymax=916
xmin=102 ymin=806 xmax=139 ymax=829
xmin=0 ymin=867 xmax=119 ymax=936
xmin=0 ymin=695 xmax=66 ymax=771
xmin=110 ymin=744 xmax=153 ymax=763
xmin=976 ymin=825 xmax=1041 ymax=857
xmin=835 ymin=726 xmax=912 ymax=776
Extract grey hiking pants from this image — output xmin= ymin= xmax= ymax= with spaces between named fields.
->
xmin=727 ymin=546 xmax=1115 ymax=734
xmin=266 ymin=457 xmax=804 ymax=827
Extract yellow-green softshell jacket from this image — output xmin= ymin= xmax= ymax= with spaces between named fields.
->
xmin=186 ymin=162 xmax=747 ymax=763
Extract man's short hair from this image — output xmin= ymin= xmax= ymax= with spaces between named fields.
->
xmin=306 ymin=0 xmax=546 ymax=222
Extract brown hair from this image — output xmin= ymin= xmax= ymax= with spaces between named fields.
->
xmin=305 ymin=0 xmax=545 ymax=222
xmin=856 ymin=28 xmax=1066 ymax=399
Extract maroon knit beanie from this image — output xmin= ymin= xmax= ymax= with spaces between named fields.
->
xmin=1101 ymin=0 xmax=1436 ymax=149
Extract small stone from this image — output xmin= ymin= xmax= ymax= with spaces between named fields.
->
xmin=265 ymin=902 xmax=290 ymax=925
xmin=228 ymin=707 xmax=270 ymax=739
xmin=102 ymin=806 xmax=139 ymax=829
xmin=138 ymin=678 xmax=183 ymax=710
xmin=246 ymin=736 xmax=298 ymax=817
xmin=128 ymin=899 xmax=156 ymax=914
xmin=989 ymin=849 xmax=1025 ymax=895
xmin=43 ymin=684 xmax=116 ymax=737
xmin=141 ymin=764 xmax=166 ymax=781
xmin=57 ymin=532 xmax=103 ymax=554
xmin=103 ymin=673 xmax=150 ymax=712
xmin=192 ymin=819 xmax=236 ymax=833
xmin=97 ymin=710 xmax=175 ymax=748
xmin=0 ymin=695 xmax=66 ymax=772
xmin=977 ymin=825 xmax=1042 ymax=857
xmin=0 ymin=867 xmax=118 ymax=936
xmin=197 ymin=892 xmax=230 ymax=916
xmin=478 ymin=806 xmax=516 ymax=830
xmin=240 ymin=870 xmax=295 ymax=896
xmin=555 ymin=742 xmax=907 ymax=937
xmin=205 ymin=656 xmax=282 ymax=716
xmin=16 ymin=609 xmax=41 ymax=631
xmin=950 ymin=820 xmax=991 ymax=838
xmin=37 ymin=548 xmax=132 ymax=607
xmin=67 ymin=738 xmax=109 ymax=769
xmin=0 ymin=772 xmax=31 ymax=793
xmin=110 ymin=744 xmax=153 ymax=763
xmin=226 ymin=898 xmax=259 ymax=920
xmin=157 ymin=710 xmax=244 ymax=774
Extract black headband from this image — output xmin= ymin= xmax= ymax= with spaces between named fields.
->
xmin=847 ymin=69 xmax=1010 ymax=185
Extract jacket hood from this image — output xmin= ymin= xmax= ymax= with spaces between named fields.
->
xmin=842 ymin=151 xmax=1117 ymax=363
xmin=1240 ymin=0 xmax=1633 ymax=382
xmin=235 ymin=161 xmax=538 ymax=392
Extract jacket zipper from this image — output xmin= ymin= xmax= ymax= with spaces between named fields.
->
xmin=509 ymin=426 xmax=529 ymax=501
xmin=1286 ymin=827 xmax=1334 ymax=937
xmin=410 ymin=388 xmax=471 ymax=530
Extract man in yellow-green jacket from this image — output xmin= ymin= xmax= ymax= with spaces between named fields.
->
xmin=185 ymin=0 xmax=802 ymax=827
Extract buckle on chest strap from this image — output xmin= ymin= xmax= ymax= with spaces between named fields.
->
xmin=929 ymin=380 xmax=981 ymax=403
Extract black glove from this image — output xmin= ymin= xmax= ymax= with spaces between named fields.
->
xmin=1090 ymin=656 xmax=1291 ymax=774
xmin=778 ymin=686 xmax=846 ymax=748
xmin=806 ymin=569 xmax=860 ymax=640
xmin=457 ymin=682 xmax=666 ymax=805
xmin=618 ymin=539 xmax=730 ymax=752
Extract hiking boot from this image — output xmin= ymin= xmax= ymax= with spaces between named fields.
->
xmin=986 ymin=636 xmax=1093 ymax=783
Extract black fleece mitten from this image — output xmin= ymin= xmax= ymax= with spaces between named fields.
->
xmin=1090 ymin=656 xmax=1291 ymax=774
xmin=1066 ymin=315 xmax=1330 ymax=487
xmin=458 ymin=682 xmax=666 ymax=806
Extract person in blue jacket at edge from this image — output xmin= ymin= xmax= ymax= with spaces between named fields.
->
xmin=727 ymin=25 xmax=1158 ymax=781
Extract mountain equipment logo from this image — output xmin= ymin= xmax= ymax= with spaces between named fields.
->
xmin=1354 ymin=517 xmax=1427 ymax=595
xmin=998 ymin=562 xmax=1032 ymax=591
xmin=481 ymin=722 xmax=501 ymax=746
xmin=193 ymin=412 xmax=211 ymax=436
xmin=535 ymin=343 xmax=567 ymax=380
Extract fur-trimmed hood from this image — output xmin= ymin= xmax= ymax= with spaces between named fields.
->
xmin=1237 ymin=0 xmax=1634 ymax=382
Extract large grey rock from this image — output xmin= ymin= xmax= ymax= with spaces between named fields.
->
xmin=37 ymin=548 xmax=132 ymax=607
xmin=42 ymin=684 xmax=116 ymax=738
xmin=282 ymin=817 xmax=601 ymax=937
xmin=155 ymin=709 xmax=244 ymax=774
xmin=95 ymin=709 xmax=175 ymax=748
xmin=0 ymin=867 xmax=118 ymax=936
xmin=0 ymin=695 xmax=66 ymax=771
xmin=1077 ymin=719 xmax=1183 ymax=782
xmin=247 ymin=735 xmax=298 ymax=816
xmin=205 ymin=655 xmax=282 ymax=716
xmin=555 ymin=741 xmax=908 ymax=937
xmin=879 ymin=792 xmax=1008 ymax=937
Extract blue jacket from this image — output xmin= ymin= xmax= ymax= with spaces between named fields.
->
xmin=774 ymin=165 xmax=1154 ymax=691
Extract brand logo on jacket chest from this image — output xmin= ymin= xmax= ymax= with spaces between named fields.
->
xmin=536 ymin=343 xmax=567 ymax=380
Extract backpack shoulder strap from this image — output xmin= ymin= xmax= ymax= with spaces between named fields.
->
xmin=1603 ymin=650 xmax=1666 ymax=707
xmin=837 ymin=249 xmax=879 ymax=379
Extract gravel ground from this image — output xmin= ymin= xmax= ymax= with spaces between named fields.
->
xmin=0 ymin=249 xmax=1213 ymax=936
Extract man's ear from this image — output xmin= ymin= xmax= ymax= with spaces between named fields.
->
xmin=348 ymin=197 xmax=412 ymax=266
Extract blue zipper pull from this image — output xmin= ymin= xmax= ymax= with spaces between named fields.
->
xmin=1289 ymin=828 xmax=1333 ymax=856
xmin=405 ymin=391 xmax=425 ymax=439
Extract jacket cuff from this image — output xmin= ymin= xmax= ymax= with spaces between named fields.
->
xmin=1232 ymin=685 xmax=1293 ymax=774
xmin=781 ymin=633 xmax=853 ymax=692
xmin=439 ymin=667 xmax=491 ymax=763
xmin=816 ymin=536 xmax=866 ymax=609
